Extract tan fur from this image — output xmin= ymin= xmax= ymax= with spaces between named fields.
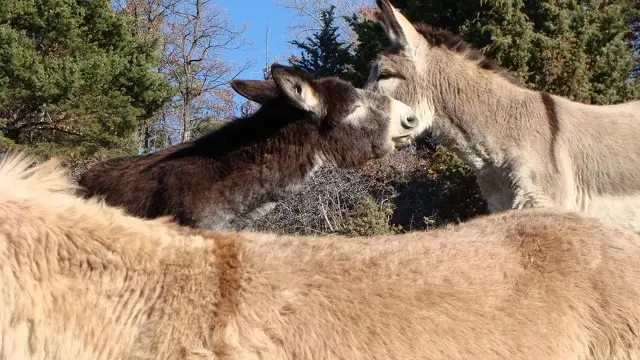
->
xmin=367 ymin=0 xmax=640 ymax=233
xmin=3 ymin=152 xmax=640 ymax=359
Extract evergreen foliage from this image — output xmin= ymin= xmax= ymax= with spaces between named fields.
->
xmin=0 ymin=0 xmax=172 ymax=159
xmin=342 ymin=196 xmax=402 ymax=237
xmin=289 ymin=5 xmax=355 ymax=78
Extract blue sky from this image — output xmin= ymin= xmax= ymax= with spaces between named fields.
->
xmin=216 ymin=0 xmax=297 ymax=81
xmin=215 ymin=0 xmax=306 ymax=107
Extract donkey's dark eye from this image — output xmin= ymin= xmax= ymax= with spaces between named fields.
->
xmin=378 ymin=71 xmax=397 ymax=81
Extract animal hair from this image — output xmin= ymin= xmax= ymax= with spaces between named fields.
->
xmin=0 ymin=151 xmax=76 ymax=196
xmin=374 ymin=12 xmax=521 ymax=86
xmin=4 ymin=152 xmax=640 ymax=359
xmin=76 ymin=65 xmax=413 ymax=231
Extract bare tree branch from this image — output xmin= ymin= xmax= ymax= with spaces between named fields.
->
xmin=119 ymin=0 xmax=254 ymax=147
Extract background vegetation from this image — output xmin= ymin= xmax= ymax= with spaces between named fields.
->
xmin=1 ymin=0 xmax=638 ymax=235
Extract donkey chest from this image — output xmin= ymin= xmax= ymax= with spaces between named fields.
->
xmin=191 ymin=186 xmax=281 ymax=230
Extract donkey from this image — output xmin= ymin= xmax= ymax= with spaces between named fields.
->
xmin=77 ymin=63 xmax=420 ymax=230
xmin=4 ymin=152 xmax=640 ymax=360
xmin=365 ymin=0 xmax=640 ymax=233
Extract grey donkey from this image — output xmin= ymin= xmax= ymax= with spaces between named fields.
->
xmin=366 ymin=0 xmax=640 ymax=233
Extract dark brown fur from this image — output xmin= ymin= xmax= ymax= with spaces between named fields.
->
xmin=78 ymin=64 xmax=417 ymax=230
xmin=212 ymin=234 xmax=245 ymax=357
xmin=541 ymin=92 xmax=560 ymax=171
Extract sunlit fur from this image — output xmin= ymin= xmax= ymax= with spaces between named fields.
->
xmin=367 ymin=0 xmax=640 ymax=234
xmin=3 ymin=152 xmax=640 ymax=359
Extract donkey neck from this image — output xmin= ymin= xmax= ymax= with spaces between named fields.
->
xmin=189 ymin=107 xmax=319 ymax=168
xmin=428 ymin=54 xmax=541 ymax=170
xmin=173 ymin=108 xmax=324 ymax=222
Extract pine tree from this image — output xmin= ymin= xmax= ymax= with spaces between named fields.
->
xmin=631 ymin=3 xmax=640 ymax=80
xmin=0 ymin=0 xmax=172 ymax=160
xmin=289 ymin=5 xmax=355 ymax=78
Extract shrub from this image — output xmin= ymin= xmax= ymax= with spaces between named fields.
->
xmin=424 ymin=146 xmax=488 ymax=226
xmin=251 ymin=166 xmax=386 ymax=235
xmin=250 ymin=141 xmax=488 ymax=236
xmin=342 ymin=196 xmax=402 ymax=237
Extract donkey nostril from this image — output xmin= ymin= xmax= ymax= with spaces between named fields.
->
xmin=402 ymin=116 xmax=419 ymax=129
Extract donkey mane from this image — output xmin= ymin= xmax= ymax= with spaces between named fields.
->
xmin=150 ymin=101 xmax=315 ymax=163
xmin=0 ymin=151 xmax=75 ymax=195
xmin=412 ymin=23 xmax=520 ymax=85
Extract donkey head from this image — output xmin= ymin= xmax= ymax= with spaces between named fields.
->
xmin=231 ymin=64 xmax=421 ymax=167
xmin=363 ymin=0 xmax=436 ymax=134
xmin=366 ymin=0 xmax=513 ymax=136
xmin=365 ymin=0 xmax=528 ymax=171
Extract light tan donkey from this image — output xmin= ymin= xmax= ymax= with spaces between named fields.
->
xmin=3 ymin=152 xmax=640 ymax=359
xmin=366 ymin=0 xmax=640 ymax=233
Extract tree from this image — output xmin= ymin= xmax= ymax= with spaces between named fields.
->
xmin=346 ymin=9 xmax=390 ymax=87
xmin=289 ymin=5 xmax=355 ymax=78
xmin=163 ymin=0 xmax=252 ymax=143
xmin=116 ymin=0 xmax=253 ymax=148
xmin=115 ymin=0 xmax=178 ymax=154
xmin=272 ymin=0 xmax=368 ymax=44
xmin=0 ymin=0 xmax=172 ymax=159
xmin=626 ymin=1 xmax=640 ymax=85
xmin=115 ymin=0 xmax=178 ymax=40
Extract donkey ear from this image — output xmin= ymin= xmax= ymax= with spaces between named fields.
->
xmin=375 ymin=0 xmax=423 ymax=49
xmin=270 ymin=64 xmax=322 ymax=114
xmin=230 ymin=79 xmax=280 ymax=105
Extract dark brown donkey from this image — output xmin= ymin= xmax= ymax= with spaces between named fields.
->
xmin=78 ymin=64 xmax=421 ymax=230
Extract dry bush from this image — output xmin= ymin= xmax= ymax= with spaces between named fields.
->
xmin=251 ymin=139 xmax=489 ymax=236
xmin=251 ymin=164 xmax=398 ymax=235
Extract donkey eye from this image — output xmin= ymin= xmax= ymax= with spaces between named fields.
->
xmin=378 ymin=71 xmax=397 ymax=81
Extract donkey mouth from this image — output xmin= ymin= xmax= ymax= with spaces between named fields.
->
xmin=392 ymin=134 xmax=414 ymax=145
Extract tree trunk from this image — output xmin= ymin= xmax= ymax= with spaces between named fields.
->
xmin=182 ymin=93 xmax=192 ymax=143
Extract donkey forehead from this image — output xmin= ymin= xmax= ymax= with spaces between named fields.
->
xmin=316 ymin=77 xmax=358 ymax=97
xmin=376 ymin=48 xmax=419 ymax=71
xmin=315 ymin=78 xmax=360 ymax=110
